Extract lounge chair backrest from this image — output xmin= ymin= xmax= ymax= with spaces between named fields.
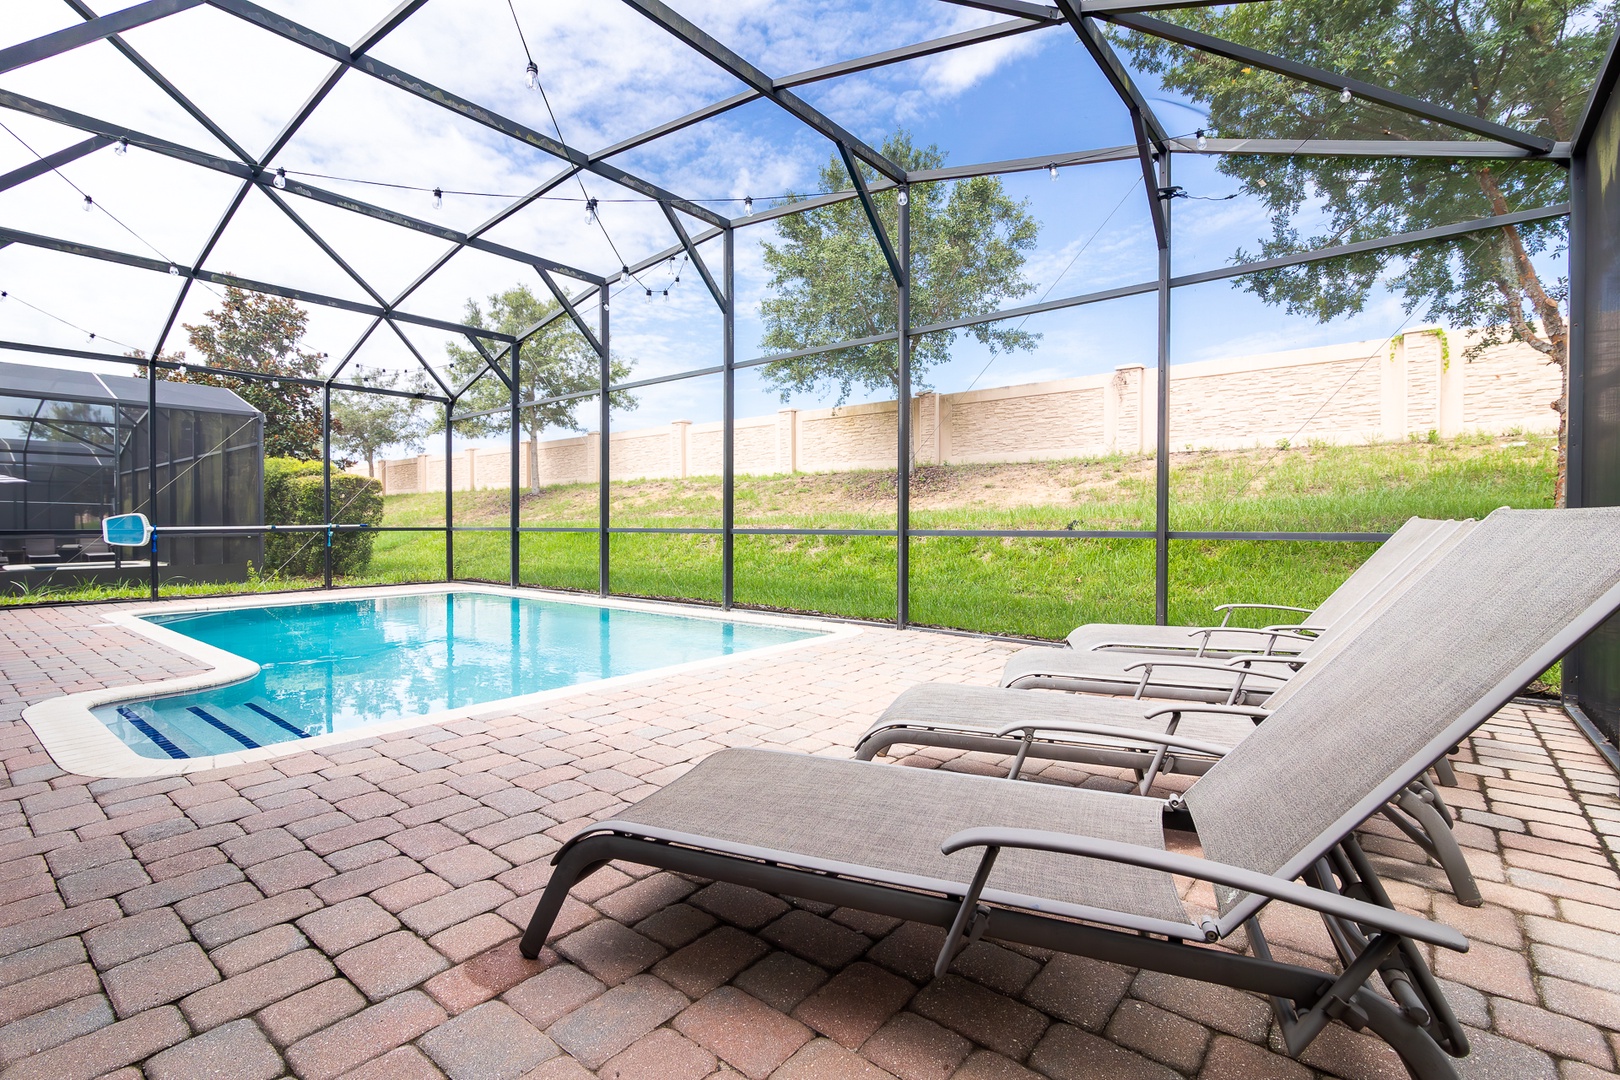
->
xmin=1186 ymin=507 xmax=1620 ymax=918
xmin=1265 ymin=519 xmax=1477 ymax=709
xmin=1289 ymin=518 xmax=1474 ymax=663
xmin=1306 ymin=516 xmax=1446 ymax=627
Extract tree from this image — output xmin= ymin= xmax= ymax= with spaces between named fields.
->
xmin=1112 ymin=0 xmax=1618 ymax=503
xmin=444 ymin=284 xmax=632 ymax=492
xmin=759 ymin=130 xmax=1041 ymax=405
xmin=137 ymin=285 xmax=327 ymax=459
xmin=331 ymin=368 xmax=430 ymax=478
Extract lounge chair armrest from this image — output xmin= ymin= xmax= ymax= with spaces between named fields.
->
xmin=1259 ymin=623 xmax=1325 ymax=635
xmin=1120 ymin=658 xmax=1290 ymax=682
xmin=990 ymin=719 xmax=1234 ymax=757
xmin=940 ymin=827 xmax=1468 ymax=952
xmin=1140 ymin=704 xmax=1270 ymax=723
xmin=1225 ymin=655 xmax=1307 ymax=670
xmin=1211 ymin=602 xmax=1314 ymax=627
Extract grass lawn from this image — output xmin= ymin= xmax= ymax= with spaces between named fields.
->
xmin=4 ymin=433 xmax=1556 ymax=644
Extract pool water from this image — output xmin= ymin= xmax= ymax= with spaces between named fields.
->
xmin=95 ymin=591 xmax=821 ymax=760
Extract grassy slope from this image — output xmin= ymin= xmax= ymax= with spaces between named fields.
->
xmin=8 ymin=433 xmax=1556 ymax=643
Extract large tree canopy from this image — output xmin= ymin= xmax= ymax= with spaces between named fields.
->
xmin=759 ymin=131 xmax=1041 ymax=405
xmin=1113 ymin=0 xmax=1618 ymax=501
xmin=444 ymin=284 xmax=630 ymax=492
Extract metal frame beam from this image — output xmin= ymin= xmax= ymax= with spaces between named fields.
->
xmin=1102 ymin=12 xmax=1555 ymax=154
xmin=617 ymin=0 xmax=906 ymax=184
xmin=658 ymin=204 xmax=725 ymax=312
xmin=0 ymin=135 xmax=112 ymax=193
xmin=839 ymin=145 xmax=907 ymax=286
xmin=0 ymin=0 xmax=203 ymax=76
xmin=202 ymin=0 xmax=729 ymax=229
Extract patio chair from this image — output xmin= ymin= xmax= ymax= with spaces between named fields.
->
xmin=1063 ymin=516 xmax=1458 ymax=658
xmin=519 ymin=507 xmax=1620 ymax=1080
xmin=996 ymin=518 xmax=1478 ymax=704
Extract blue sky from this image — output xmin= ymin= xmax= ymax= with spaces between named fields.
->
xmin=0 ymin=0 xmax=1573 ymax=450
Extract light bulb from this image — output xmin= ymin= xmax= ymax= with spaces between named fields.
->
xmin=645 ymin=288 xmax=652 ymax=297
xmin=87 ymin=332 xmax=96 ymax=343
xmin=114 ymin=137 xmax=129 ymax=156
xmin=1339 ymin=86 xmax=1353 ymax=103
xmin=525 ymin=61 xmax=539 ymax=91
xmin=1195 ymin=129 xmax=1207 ymax=151
xmin=432 ymin=187 xmax=443 ymax=210
xmin=273 ymin=167 xmax=287 ymax=189
xmin=743 ymin=195 xmax=753 ymax=214
xmin=168 ymin=264 xmax=180 ymax=276
xmin=83 ymin=195 xmax=93 ymax=212
xmin=0 ymin=291 xmax=7 ymax=301
xmin=897 ymin=189 xmax=908 ymax=206
xmin=1048 ymin=163 xmax=1058 ymax=180
xmin=585 ymin=198 xmax=598 ymax=224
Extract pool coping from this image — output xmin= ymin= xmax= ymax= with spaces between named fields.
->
xmin=22 ymin=584 xmax=862 ymax=778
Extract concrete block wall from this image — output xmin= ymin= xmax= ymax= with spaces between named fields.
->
xmin=366 ymin=327 xmax=1561 ymax=494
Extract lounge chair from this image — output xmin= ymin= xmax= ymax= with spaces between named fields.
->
xmin=520 ymin=507 xmax=1620 ymax=1079
xmin=1064 ymin=516 xmax=1458 ymax=658
xmin=998 ymin=518 xmax=1477 ymax=704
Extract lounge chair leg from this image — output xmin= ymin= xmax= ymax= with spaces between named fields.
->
xmin=1398 ymin=791 xmax=1482 ymax=908
xmin=1430 ymin=757 xmax=1458 ymax=787
xmin=519 ymin=846 xmax=609 ymax=959
xmin=1355 ymin=992 xmax=1463 ymax=1080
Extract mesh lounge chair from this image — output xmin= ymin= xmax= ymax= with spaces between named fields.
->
xmin=519 ymin=507 xmax=1620 ymax=1080
xmin=997 ymin=518 xmax=1478 ymax=704
xmin=1061 ymin=516 xmax=1454 ymax=659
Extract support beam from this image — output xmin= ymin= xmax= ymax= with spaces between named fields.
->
xmin=203 ymin=0 xmax=729 ymax=228
xmin=598 ymin=288 xmax=611 ymax=597
xmin=0 ymin=0 xmax=202 ymax=76
xmin=0 ymin=135 xmax=112 ymax=194
xmin=939 ymin=0 xmax=1062 ymax=19
xmin=722 ymin=228 xmax=735 ymax=609
xmin=510 ymin=340 xmax=521 ymax=588
xmin=1154 ymin=153 xmax=1171 ymax=625
xmin=1058 ymin=6 xmax=1170 ymax=146
xmin=0 ymin=224 xmax=518 ymax=341
xmin=1177 ymin=136 xmax=1571 ymax=160
xmin=536 ymin=268 xmax=605 ymax=355
xmin=658 ymin=204 xmax=726 ymax=312
xmin=0 ymin=89 xmax=604 ymax=284
xmin=897 ymin=187 xmax=912 ymax=628
xmin=839 ymin=144 xmax=907 ymax=287
xmin=617 ymin=0 xmax=907 ymax=184
xmin=1102 ymin=12 xmax=1554 ymax=154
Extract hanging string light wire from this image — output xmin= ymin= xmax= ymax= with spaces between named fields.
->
xmin=0 ymin=119 xmax=222 ymax=299
xmin=0 ymin=286 xmax=141 ymax=353
xmin=504 ymin=3 xmax=650 ymax=294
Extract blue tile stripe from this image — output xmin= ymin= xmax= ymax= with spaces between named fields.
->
xmin=186 ymin=706 xmax=261 ymax=750
xmin=242 ymin=701 xmax=311 ymax=739
xmin=116 ymin=706 xmax=188 ymax=759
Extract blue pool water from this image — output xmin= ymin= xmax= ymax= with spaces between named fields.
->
xmin=95 ymin=591 xmax=821 ymax=760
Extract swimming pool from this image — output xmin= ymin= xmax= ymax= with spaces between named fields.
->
xmin=88 ymin=590 xmax=825 ymax=761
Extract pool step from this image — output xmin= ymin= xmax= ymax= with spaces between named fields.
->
xmin=112 ymin=698 xmax=315 ymax=760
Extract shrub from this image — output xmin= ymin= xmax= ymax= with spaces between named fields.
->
xmin=262 ymin=458 xmax=383 ymax=578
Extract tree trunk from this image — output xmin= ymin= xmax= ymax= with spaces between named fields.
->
xmin=366 ymin=452 xmax=374 ymax=479
xmin=527 ymin=425 xmax=540 ymax=495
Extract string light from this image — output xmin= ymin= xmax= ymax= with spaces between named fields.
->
xmin=82 ymin=194 xmax=93 ymax=212
xmin=273 ymin=167 xmax=287 ymax=189
xmin=113 ymin=137 xmax=129 ymax=156
xmin=1195 ymin=129 xmax=1208 ymax=151
xmin=525 ymin=61 xmax=539 ymax=91
xmin=897 ymin=189 xmax=908 ymax=206
xmin=1048 ymin=163 xmax=1059 ymax=180
xmin=743 ymin=195 xmax=753 ymax=214
xmin=1339 ymin=87 xmax=1353 ymax=103
xmin=585 ymin=197 xmax=599 ymax=224
xmin=168 ymin=264 xmax=180 ymax=276
xmin=432 ymin=187 xmax=443 ymax=210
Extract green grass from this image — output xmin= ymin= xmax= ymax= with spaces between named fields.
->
xmin=4 ymin=433 xmax=1557 ymax=646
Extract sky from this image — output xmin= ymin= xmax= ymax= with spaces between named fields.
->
xmin=0 ymin=0 xmax=1579 ymax=454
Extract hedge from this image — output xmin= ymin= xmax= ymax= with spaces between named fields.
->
xmin=263 ymin=458 xmax=383 ymax=578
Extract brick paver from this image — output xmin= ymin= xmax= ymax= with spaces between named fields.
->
xmin=0 ymin=598 xmax=1616 ymax=1078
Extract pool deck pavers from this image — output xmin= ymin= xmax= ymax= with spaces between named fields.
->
xmin=0 ymin=597 xmax=1616 ymax=1079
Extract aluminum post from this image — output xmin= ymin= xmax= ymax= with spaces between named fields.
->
xmin=599 ymin=287 xmax=611 ymax=597
xmin=322 ymin=382 xmax=332 ymax=588
xmin=510 ymin=340 xmax=521 ymax=588
xmin=722 ymin=228 xmax=736 ymax=609
xmin=897 ymin=186 xmax=912 ymax=628
xmin=1155 ymin=154 xmax=1172 ymax=624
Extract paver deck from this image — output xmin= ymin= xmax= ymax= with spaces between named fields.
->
xmin=0 ymin=596 xmax=1616 ymax=1080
